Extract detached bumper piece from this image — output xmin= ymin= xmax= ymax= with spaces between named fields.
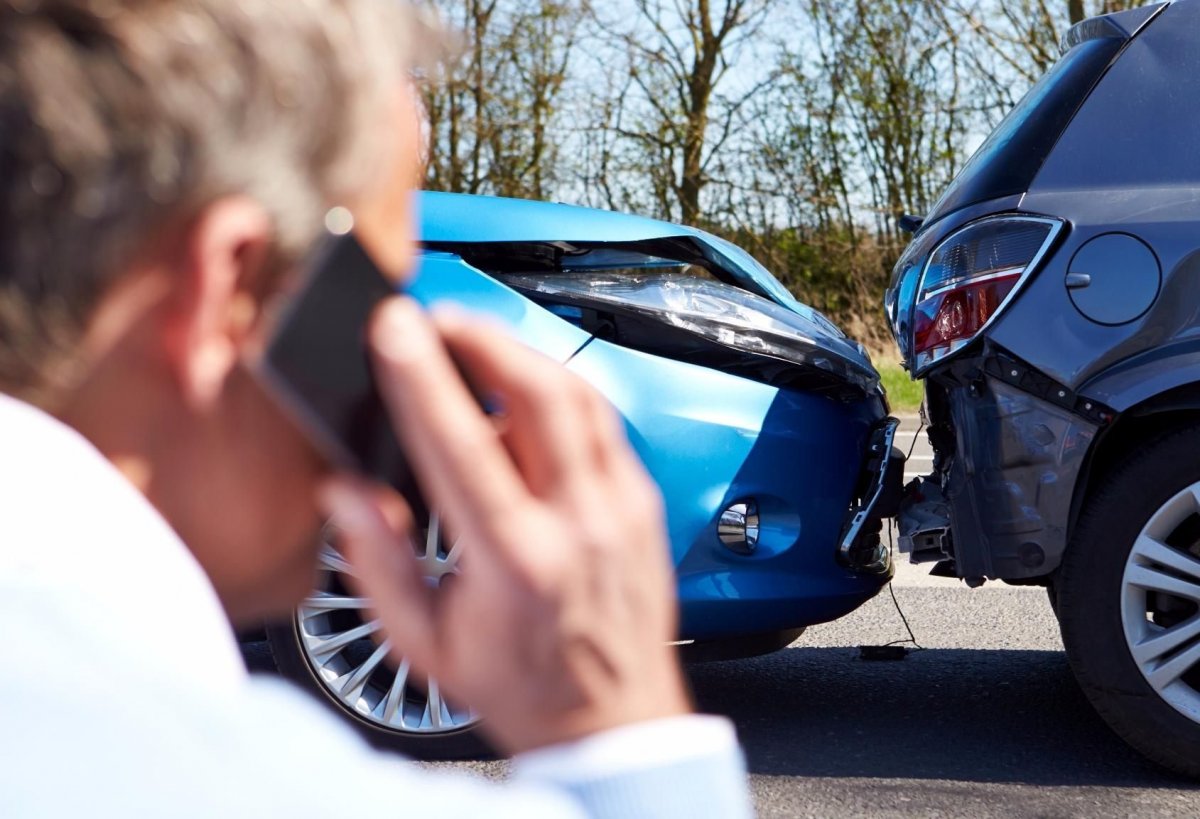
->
xmin=897 ymin=476 xmax=952 ymax=564
xmin=838 ymin=418 xmax=905 ymax=574
xmin=920 ymin=344 xmax=1111 ymax=581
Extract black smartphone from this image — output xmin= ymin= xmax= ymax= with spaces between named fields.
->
xmin=254 ymin=231 xmax=427 ymax=520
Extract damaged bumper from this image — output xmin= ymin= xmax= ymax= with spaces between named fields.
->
xmin=900 ymin=346 xmax=1106 ymax=582
xmin=839 ymin=417 xmax=905 ymax=575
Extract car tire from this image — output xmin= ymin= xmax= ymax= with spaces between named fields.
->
xmin=1058 ymin=425 xmax=1200 ymax=778
xmin=1045 ymin=580 xmax=1059 ymax=618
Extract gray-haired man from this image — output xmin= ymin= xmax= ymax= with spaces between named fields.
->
xmin=0 ymin=2 xmax=752 ymax=816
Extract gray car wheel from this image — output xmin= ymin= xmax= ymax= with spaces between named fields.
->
xmin=267 ymin=522 xmax=490 ymax=760
xmin=1058 ymin=426 xmax=1200 ymax=778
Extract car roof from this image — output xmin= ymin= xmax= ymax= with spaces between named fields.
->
xmin=418 ymin=191 xmax=696 ymax=244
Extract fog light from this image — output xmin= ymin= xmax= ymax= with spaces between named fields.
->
xmin=718 ymin=500 xmax=759 ymax=555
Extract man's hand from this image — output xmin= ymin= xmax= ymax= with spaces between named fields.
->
xmin=318 ymin=297 xmax=692 ymax=754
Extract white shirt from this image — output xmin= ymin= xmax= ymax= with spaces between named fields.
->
xmin=0 ymin=394 xmax=753 ymax=818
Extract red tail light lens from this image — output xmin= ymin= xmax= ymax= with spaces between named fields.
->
xmin=912 ymin=216 xmax=1062 ymax=372
xmin=913 ymin=273 xmax=1020 ymax=362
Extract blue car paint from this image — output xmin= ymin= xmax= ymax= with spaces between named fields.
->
xmin=566 ymin=339 xmax=883 ymax=638
xmin=420 ymin=191 xmax=694 ymax=245
xmin=421 ymin=191 xmax=813 ymax=319
xmin=408 ymin=251 xmax=592 ymax=363
xmin=412 ymin=193 xmax=889 ymax=640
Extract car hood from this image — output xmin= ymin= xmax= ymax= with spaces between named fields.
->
xmin=421 ymin=192 xmax=798 ymax=306
xmin=418 ymin=191 xmax=879 ymax=397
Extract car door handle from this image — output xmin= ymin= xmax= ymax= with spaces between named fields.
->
xmin=1066 ymin=272 xmax=1092 ymax=289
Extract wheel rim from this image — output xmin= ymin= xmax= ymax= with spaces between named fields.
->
xmin=294 ymin=519 xmax=479 ymax=735
xmin=1122 ymin=484 xmax=1200 ymax=723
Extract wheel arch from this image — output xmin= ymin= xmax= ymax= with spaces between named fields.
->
xmin=1068 ymin=381 xmax=1200 ymax=550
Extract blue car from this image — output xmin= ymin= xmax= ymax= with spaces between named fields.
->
xmin=265 ymin=193 xmax=903 ymax=758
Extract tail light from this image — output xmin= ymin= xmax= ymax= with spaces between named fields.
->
xmin=912 ymin=215 xmax=1062 ymax=373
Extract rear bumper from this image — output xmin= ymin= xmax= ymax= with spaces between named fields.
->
xmin=901 ymin=346 xmax=1102 ymax=582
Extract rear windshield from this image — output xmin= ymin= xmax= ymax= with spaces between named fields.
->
xmin=922 ymin=34 xmax=1124 ymax=226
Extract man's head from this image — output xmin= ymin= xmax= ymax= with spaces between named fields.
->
xmin=0 ymin=0 xmax=429 ymax=623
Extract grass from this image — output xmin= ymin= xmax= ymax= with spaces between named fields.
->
xmin=878 ymin=360 xmax=923 ymax=414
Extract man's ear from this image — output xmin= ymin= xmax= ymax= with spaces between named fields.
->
xmin=164 ymin=197 xmax=273 ymax=411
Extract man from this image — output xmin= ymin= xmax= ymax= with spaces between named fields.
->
xmin=0 ymin=1 xmax=752 ymax=817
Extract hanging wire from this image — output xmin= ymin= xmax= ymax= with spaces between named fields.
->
xmin=904 ymin=420 xmax=925 ymax=462
xmin=857 ymin=419 xmax=929 ymax=657
xmin=883 ymin=487 xmax=924 ymax=651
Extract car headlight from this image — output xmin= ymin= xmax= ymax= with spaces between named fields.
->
xmin=499 ymin=272 xmax=880 ymax=395
xmin=912 ymin=215 xmax=1063 ymax=373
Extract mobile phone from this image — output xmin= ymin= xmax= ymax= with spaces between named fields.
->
xmin=254 ymin=231 xmax=427 ymax=520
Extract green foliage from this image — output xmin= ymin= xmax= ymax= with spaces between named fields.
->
xmin=879 ymin=362 xmax=923 ymax=413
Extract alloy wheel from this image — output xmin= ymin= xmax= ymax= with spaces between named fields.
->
xmin=294 ymin=519 xmax=478 ymax=735
xmin=1122 ymin=484 xmax=1200 ymax=723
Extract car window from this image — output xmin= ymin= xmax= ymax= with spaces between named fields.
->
xmin=923 ymin=34 xmax=1124 ymax=227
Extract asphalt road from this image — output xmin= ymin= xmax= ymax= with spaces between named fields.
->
xmin=895 ymin=414 xmax=933 ymax=484
xmin=416 ymin=567 xmax=1197 ymax=817
xmin=698 ymin=573 xmax=1200 ymax=818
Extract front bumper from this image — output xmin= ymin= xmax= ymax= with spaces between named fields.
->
xmin=839 ymin=417 xmax=905 ymax=574
xmin=566 ymin=334 xmax=891 ymax=639
xmin=900 ymin=346 xmax=1104 ymax=582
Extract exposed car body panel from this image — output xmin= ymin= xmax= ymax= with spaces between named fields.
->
xmin=920 ymin=354 xmax=1099 ymax=581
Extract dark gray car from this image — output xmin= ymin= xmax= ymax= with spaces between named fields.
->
xmin=886 ymin=1 xmax=1200 ymax=777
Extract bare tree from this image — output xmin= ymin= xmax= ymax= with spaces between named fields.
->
xmin=791 ymin=0 xmax=965 ymax=240
xmin=423 ymin=0 xmax=583 ymax=198
xmin=590 ymin=0 xmax=774 ymax=225
xmin=937 ymin=0 xmax=1143 ymax=120
xmin=423 ymin=0 xmax=497 ymax=193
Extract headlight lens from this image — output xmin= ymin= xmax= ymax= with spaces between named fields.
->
xmin=912 ymin=215 xmax=1062 ymax=373
xmin=499 ymin=272 xmax=880 ymax=395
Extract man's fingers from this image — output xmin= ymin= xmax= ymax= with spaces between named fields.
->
xmin=431 ymin=307 xmax=604 ymax=500
xmin=369 ymin=298 xmax=525 ymax=542
xmin=317 ymin=475 xmax=438 ymax=674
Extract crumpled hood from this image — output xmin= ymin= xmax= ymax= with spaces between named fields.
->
xmin=420 ymin=192 xmax=796 ymax=306
xmin=418 ymin=191 xmax=879 ymax=396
